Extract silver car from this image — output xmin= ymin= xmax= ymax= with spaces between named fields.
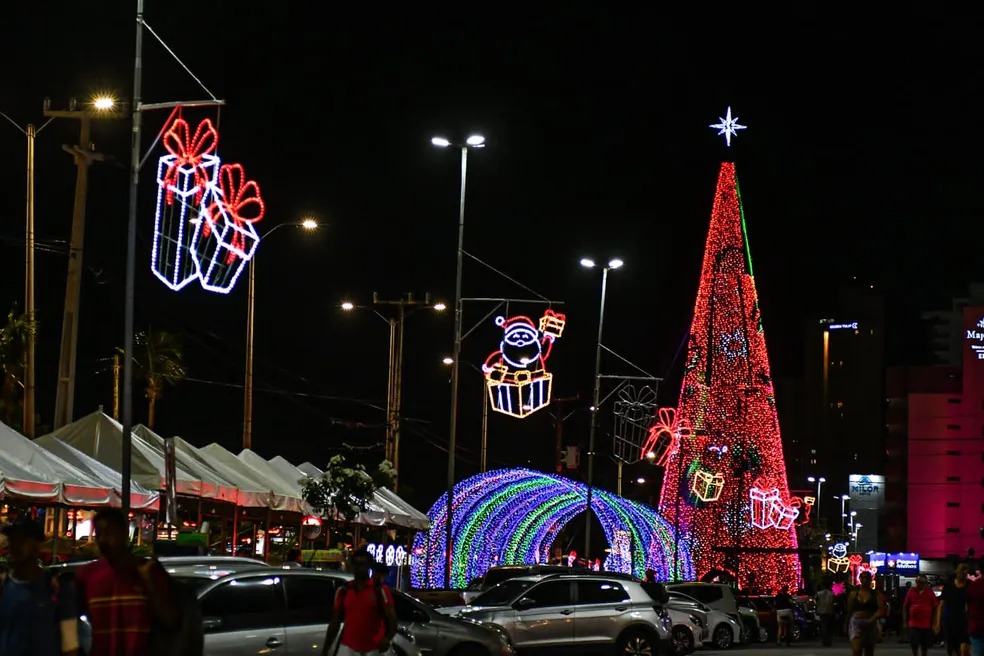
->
xmin=440 ymin=573 xmax=673 ymax=655
xmin=184 ymin=569 xmax=513 ymax=656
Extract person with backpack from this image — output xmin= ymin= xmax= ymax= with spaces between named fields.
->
xmin=0 ymin=518 xmax=80 ymax=655
xmin=323 ymin=548 xmax=397 ymax=656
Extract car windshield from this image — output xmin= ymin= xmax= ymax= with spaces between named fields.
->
xmin=470 ymin=579 xmax=535 ymax=606
xmin=483 ymin=568 xmax=528 ymax=587
xmin=173 ymin=576 xmax=219 ymax=595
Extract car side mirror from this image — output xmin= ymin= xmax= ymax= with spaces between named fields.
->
xmin=514 ymin=597 xmax=536 ymax=610
xmin=202 ymin=617 xmax=223 ymax=632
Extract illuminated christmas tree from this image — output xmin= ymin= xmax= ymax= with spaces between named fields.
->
xmin=658 ymin=162 xmax=801 ymax=591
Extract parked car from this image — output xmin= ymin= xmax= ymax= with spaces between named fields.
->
xmin=666 ymin=591 xmax=743 ymax=649
xmin=440 ymin=572 xmax=673 ymax=655
xmin=181 ymin=568 xmax=514 ymax=656
xmin=665 ymin=607 xmax=703 ymax=654
xmin=737 ymin=595 xmax=810 ymax=642
xmin=666 ymin=582 xmax=740 ymax=618
xmin=415 ymin=564 xmax=573 ymax=607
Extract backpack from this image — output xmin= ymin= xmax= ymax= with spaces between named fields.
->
xmin=338 ymin=580 xmax=389 ymax=622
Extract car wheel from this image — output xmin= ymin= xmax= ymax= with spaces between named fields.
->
xmin=617 ymin=628 xmax=658 ymax=656
xmin=712 ymin=623 xmax=734 ymax=649
xmin=758 ymin=627 xmax=769 ymax=642
xmin=672 ymin=626 xmax=695 ymax=655
xmin=792 ymin=624 xmax=802 ymax=642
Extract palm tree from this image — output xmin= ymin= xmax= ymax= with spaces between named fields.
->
xmin=0 ymin=309 xmax=35 ymax=430
xmin=134 ymin=328 xmax=186 ymax=430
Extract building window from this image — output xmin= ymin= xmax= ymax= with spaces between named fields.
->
xmin=948 ymin=398 xmax=961 ymax=404
xmin=947 ymin=476 xmax=961 ymax=482
xmin=947 ymin=502 xmax=961 ymax=508
xmin=947 ymin=528 xmax=960 ymax=533
xmin=837 ymin=401 xmax=845 ymax=408
xmin=947 ymin=424 xmax=961 ymax=430
xmin=948 ymin=450 xmax=962 ymax=456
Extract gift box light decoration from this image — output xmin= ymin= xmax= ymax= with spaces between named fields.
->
xmin=151 ymin=111 xmax=266 ymax=294
xmin=641 ymin=406 xmax=692 ymax=466
xmin=657 ymin=152 xmax=802 ymax=591
xmin=691 ymin=469 xmax=725 ymax=502
xmin=410 ymin=467 xmax=693 ymax=589
xmin=612 ymin=385 xmax=659 ymax=464
xmin=483 ymin=310 xmax=566 ymax=418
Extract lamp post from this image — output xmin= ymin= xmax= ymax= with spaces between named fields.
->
xmin=836 ymin=494 xmax=849 ymax=534
xmin=342 ymin=295 xmax=445 ymax=491
xmin=854 ymin=523 xmax=863 ymax=552
xmin=807 ymin=476 xmax=826 ymax=525
xmin=580 ymin=256 xmax=623 ymax=561
xmin=243 ymin=218 xmax=319 ymax=450
xmin=442 ymin=357 xmax=490 ymax=472
xmin=432 ymin=133 xmax=485 ymax=588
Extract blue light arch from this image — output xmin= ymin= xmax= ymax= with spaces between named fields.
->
xmin=410 ymin=468 xmax=693 ymax=588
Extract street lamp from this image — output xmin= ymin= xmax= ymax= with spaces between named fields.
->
xmin=432 ymin=133 xmax=485 ymax=588
xmin=343 ymin=295 xmax=445 ymax=490
xmin=442 ymin=357 xmax=454 ymax=365
xmin=854 ymin=523 xmax=863 ymax=552
xmin=92 ymin=96 xmax=117 ymax=110
xmin=581 ymin=256 xmax=623 ymax=561
xmin=807 ymin=476 xmax=826 ymax=524
xmin=243 ymin=219 xmax=319 ymax=450
xmin=442 ymin=357 xmax=491 ymax=473
xmin=836 ymin=494 xmax=850 ymax=533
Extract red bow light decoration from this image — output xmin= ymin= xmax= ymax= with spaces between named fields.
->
xmin=641 ymin=407 xmax=691 ymax=466
xmin=204 ymin=163 xmax=266 ymax=263
xmin=161 ymin=118 xmax=219 ymax=205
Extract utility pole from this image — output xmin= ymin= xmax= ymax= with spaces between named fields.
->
xmin=112 ymin=354 xmax=121 ymax=420
xmin=553 ymin=396 xmax=580 ymax=473
xmin=372 ymin=292 xmax=440 ymax=492
xmin=47 ymin=97 xmax=125 ymax=429
xmin=24 ymin=123 xmax=36 ymax=436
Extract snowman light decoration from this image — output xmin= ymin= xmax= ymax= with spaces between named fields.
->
xmin=483 ymin=310 xmax=566 ymax=418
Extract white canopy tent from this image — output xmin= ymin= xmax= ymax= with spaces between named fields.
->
xmin=133 ymin=426 xmax=239 ymax=504
xmin=30 ymin=433 xmax=159 ymax=510
xmin=0 ymin=420 xmax=115 ymax=506
xmin=200 ymin=444 xmax=306 ymax=513
xmin=37 ymin=411 xmax=205 ymax=496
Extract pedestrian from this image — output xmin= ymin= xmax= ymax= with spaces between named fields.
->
xmin=848 ymin=571 xmax=885 ymax=656
xmin=75 ymin=508 xmax=179 ymax=656
xmin=322 ymin=548 xmax=397 ymax=656
xmin=816 ymin=580 xmax=835 ymax=647
xmin=0 ymin=519 xmax=80 ymax=656
xmin=904 ymin=575 xmax=939 ymax=656
xmin=965 ymin=573 xmax=984 ymax=656
xmin=774 ymin=585 xmax=795 ymax=646
xmin=937 ymin=562 xmax=973 ymax=656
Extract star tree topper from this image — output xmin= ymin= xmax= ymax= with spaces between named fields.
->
xmin=710 ymin=106 xmax=746 ymax=147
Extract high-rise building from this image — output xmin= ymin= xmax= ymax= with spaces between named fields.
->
xmin=923 ymin=283 xmax=984 ymax=365
xmin=800 ymin=285 xmax=885 ymax=549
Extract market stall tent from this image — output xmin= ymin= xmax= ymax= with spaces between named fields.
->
xmin=199 ymin=443 xmax=306 ymax=513
xmin=132 ymin=425 xmax=239 ymax=504
xmin=31 ymin=433 xmax=159 ymax=510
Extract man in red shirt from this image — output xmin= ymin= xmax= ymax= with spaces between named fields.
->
xmin=967 ymin=574 xmax=984 ymax=656
xmin=905 ymin=575 xmax=940 ymax=656
xmin=323 ymin=548 xmax=397 ymax=656
xmin=75 ymin=509 xmax=178 ymax=656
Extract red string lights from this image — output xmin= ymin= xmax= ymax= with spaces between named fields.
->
xmin=657 ymin=162 xmax=801 ymax=592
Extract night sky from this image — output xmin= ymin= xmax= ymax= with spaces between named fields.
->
xmin=2 ymin=6 xmax=982 ymax=511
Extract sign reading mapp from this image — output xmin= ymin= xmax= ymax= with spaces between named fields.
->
xmin=967 ymin=316 xmax=984 ymax=360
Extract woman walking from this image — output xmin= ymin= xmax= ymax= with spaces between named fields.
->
xmin=849 ymin=571 xmax=886 ymax=656
xmin=937 ymin=562 xmax=972 ymax=656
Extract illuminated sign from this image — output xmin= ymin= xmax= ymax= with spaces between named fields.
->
xmin=483 ymin=310 xmax=566 ymax=418
xmin=151 ymin=113 xmax=266 ymax=295
xmin=886 ymin=552 xmax=920 ymax=574
xmin=869 ymin=552 xmax=887 ymax=568
xmin=966 ymin=317 xmax=984 ymax=360
xmin=366 ymin=542 xmax=413 ymax=567
xmin=828 ymin=322 xmax=858 ymax=330
xmin=849 ymin=474 xmax=884 ymax=501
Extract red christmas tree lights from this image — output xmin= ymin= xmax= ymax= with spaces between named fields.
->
xmin=658 ymin=162 xmax=801 ymax=591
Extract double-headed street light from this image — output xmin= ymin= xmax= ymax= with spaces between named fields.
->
xmin=243 ymin=218 xmax=319 ymax=450
xmin=581 ymin=256 xmax=624 ymax=561
xmin=836 ymin=494 xmax=850 ymax=534
xmin=431 ymin=133 xmax=485 ymax=588
xmin=807 ymin=476 xmax=826 ymax=524
xmin=341 ymin=294 xmax=446 ymax=491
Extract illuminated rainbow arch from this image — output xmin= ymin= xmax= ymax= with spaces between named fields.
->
xmin=410 ymin=468 xmax=693 ymax=589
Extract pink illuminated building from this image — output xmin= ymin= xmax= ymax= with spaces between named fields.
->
xmin=887 ymin=306 xmax=984 ymax=559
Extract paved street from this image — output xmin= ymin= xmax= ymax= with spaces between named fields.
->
xmin=701 ymin=640 xmax=917 ymax=656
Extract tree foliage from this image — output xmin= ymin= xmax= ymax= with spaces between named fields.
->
xmin=301 ymin=456 xmax=394 ymax=524
xmin=132 ymin=327 xmax=186 ymax=429
xmin=0 ymin=309 xmax=36 ymax=430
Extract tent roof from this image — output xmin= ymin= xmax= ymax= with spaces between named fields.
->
xmin=0 ymin=420 xmax=111 ymax=505
xmin=32 ymin=435 xmax=158 ymax=510
xmin=39 ymin=411 xmax=204 ymax=496
xmin=200 ymin=444 xmax=305 ymax=513
xmin=133 ymin=426 xmax=238 ymax=504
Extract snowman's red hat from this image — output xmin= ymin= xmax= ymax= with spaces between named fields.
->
xmin=495 ymin=315 xmax=537 ymax=333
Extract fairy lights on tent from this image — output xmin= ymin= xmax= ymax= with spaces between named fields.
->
xmin=410 ymin=467 xmax=692 ymax=589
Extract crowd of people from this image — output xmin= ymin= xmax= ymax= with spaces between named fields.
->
xmin=0 ymin=509 xmax=400 ymax=656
